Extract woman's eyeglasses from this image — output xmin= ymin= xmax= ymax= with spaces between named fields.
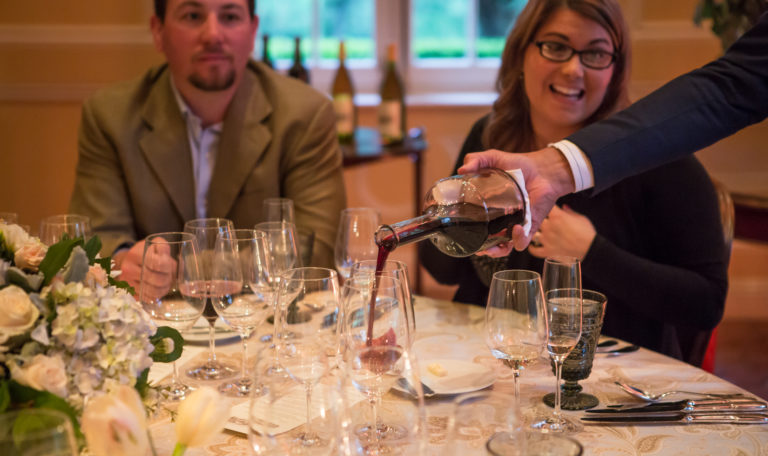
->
xmin=534 ymin=41 xmax=616 ymax=70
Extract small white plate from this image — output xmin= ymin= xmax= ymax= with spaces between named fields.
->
xmin=183 ymin=317 xmax=239 ymax=345
xmin=419 ymin=359 xmax=496 ymax=395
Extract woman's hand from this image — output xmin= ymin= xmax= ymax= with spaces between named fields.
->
xmin=527 ymin=205 xmax=596 ymax=260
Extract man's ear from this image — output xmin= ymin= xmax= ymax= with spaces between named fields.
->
xmin=150 ymin=15 xmax=165 ymax=54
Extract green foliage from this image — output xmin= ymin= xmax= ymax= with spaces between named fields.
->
xmin=38 ymin=237 xmax=81 ymax=286
xmin=4 ymin=380 xmax=83 ymax=442
xmin=149 ymin=326 xmax=184 ymax=363
xmin=694 ymin=0 xmax=768 ymax=50
xmin=0 ymin=231 xmax=12 ymax=263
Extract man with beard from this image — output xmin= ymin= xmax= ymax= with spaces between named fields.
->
xmin=69 ymin=0 xmax=346 ymax=287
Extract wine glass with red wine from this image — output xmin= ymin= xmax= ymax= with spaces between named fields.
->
xmin=342 ymin=273 xmax=411 ymax=442
xmin=183 ymin=217 xmax=239 ymax=380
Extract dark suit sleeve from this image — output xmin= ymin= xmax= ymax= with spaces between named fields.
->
xmin=569 ymin=11 xmax=768 ymax=193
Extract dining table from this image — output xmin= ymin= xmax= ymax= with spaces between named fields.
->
xmin=147 ymin=296 xmax=768 ymax=455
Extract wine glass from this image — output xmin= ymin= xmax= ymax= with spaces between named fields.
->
xmin=263 ymin=197 xmax=295 ymax=223
xmin=345 ymin=344 xmax=426 ymax=455
xmin=342 ymin=273 xmax=410 ymax=443
xmin=532 ymin=256 xmax=583 ymax=433
xmin=254 ymin=221 xmax=300 ymax=352
xmin=275 ymin=267 xmax=341 ymax=447
xmin=334 ymin=208 xmax=381 ymax=281
xmin=183 ymin=217 xmax=239 ymax=380
xmin=0 ymin=408 xmax=78 ymax=456
xmin=139 ymin=231 xmax=206 ymax=401
xmin=448 ymin=391 xmax=523 ymax=456
xmin=211 ymin=229 xmax=273 ymax=396
xmin=350 ymin=259 xmax=415 ymax=344
xmin=249 ymin=345 xmax=342 ymax=456
xmin=39 ymin=214 xmax=91 ymax=245
xmin=485 ymin=270 xmax=547 ymax=401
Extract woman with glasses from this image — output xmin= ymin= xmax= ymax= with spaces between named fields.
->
xmin=421 ymin=0 xmax=728 ymax=366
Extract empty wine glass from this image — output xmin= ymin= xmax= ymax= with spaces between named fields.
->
xmin=39 ymin=214 xmax=91 ymax=245
xmin=334 ymin=208 xmax=381 ymax=281
xmin=263 ymin=197 xmax=295 ymax=223
xmin=448 ymin=391 xmax=523 ymax=456
xmin=350 ymin=259 xmax=416 ymax=341
xmin=254 ymin=221 xmax=300 ymax=359
xmin=139 ymin=232 xmax=206 ymax=401
xmin=211 ymin=229 xmax=273 ymax=396
xmin=183 ymin=217 xmax=239 ymax=380
xmin=249 ymin=345 xmax=343 ymax=456
xmin=0 ymin=408 xmax=78 ymax=456
xmin=275 ymin=267 xmax=341 ymax=447
xmin=532 ymin=256 xmax=583 ymax=433
xmin=485 ymin=270 xmax=547 ymax=400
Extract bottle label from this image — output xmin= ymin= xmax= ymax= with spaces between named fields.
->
xmin=333 ymin=94 xmax=355 ymax=135
xmin=378 ymin=100 xmax=403 ymax=143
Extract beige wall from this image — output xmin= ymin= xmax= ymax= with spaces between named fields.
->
xmin=1 ymin=1 xmax=766 ymax=317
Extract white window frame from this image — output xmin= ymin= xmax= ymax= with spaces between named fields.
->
xmin=260 ymin=0 xmax=501 ymax=99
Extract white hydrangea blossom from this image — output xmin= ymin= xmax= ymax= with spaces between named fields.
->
xmin=9 ymin=280 xmax=160 ymax=411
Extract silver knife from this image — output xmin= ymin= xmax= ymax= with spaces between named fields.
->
xmin=587 ymin=398 xmax=767 ymax=414
xmin=582 ymin=412 xmax=768 ymax=425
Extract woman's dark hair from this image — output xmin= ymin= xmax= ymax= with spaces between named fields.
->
xmin=483 ymin=0 xmax=631 ymax=151
xmin=154 ymin=0 xmax=256 ymax=22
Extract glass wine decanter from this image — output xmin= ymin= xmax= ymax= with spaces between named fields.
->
xmin=375 ymin=168 xmax=529 ymax=257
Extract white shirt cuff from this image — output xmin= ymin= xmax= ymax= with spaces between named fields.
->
xmin=548 ymin=140 xmax=595 ymax=192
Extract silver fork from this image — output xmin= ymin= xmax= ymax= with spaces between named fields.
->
xmin=615 ymin=381 xmax=749 ymax=402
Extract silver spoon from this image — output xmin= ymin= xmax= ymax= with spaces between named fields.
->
xmin=614 ymin=381 xmax=748 ymax=402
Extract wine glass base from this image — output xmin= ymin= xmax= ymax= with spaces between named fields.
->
xmin=187 ymin=360 xmax=238 ymax=380
xmin=487 ymin=432 xmax=583 ymax=456
xmin=530 ymin=415 xmax=583 ymax=434
xmin=355 ymin=423 xmax=408 ymax=442
xmin=294 ymin=432 xmax=327 ymax=448
xmin=543 ymin=391 xmax=599 ymax=410
xmin=161 ymin=382 xmax=193 ymax=401
xmin=218 ymin=378 xmax=258 ymax=397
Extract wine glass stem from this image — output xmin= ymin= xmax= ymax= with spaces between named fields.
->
xmin=208 ymin=325 xmax=217 ymax=362
xmin=305 ymin=383 xmax=313 ymax=436
xmin=172 ymin=360 xmax=179 ymax=385
xmin=553 ymin=358 xmax=564 ymax=421
xmin=512 ymin=369 xmax=520 ymax=399
xmin=240 ymin=332 xmax=249 ymax=383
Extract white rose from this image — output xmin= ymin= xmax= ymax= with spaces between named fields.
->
xmin=0 ymin=223 xmax=31 ymax=251
xmin=0 ymin=285 xmax=40 ymax=345
xmin=11 ymin=354 xmax=69 ymax=398
xmin=14 ymin=239 xmax=48 ymax=271
xmin=82 ymin=385 xmax=150 ymax=456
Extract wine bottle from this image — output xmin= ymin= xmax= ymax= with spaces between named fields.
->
xmin=261 ymin=34 xmax=273 ymax=68
xmin=288 ymin=36 xmax=310 ymax=83
xmin=331 ymin=40 xmax=356 ymax=144
xmin=375 ymin=168 xmax=528 ymax=257
xmin=378 ymin=43 xmax=405 ymax=146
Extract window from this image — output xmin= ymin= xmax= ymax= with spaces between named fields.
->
xmin=256 ymin=0 xmax=527 ymax=96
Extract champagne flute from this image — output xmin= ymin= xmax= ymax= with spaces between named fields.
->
xmin=532 ymin=256 xmax=583 ymax=433
xmin=350 ymin=259 xmax=416 ymax=343
xmin=342 ymin=273 xmax=410 ymax=442
xmin=139 ymin=231 xmax=206 ymax=401
xmin=485 ymin=270 xmax=547 ymax=400
xmin=334 ymin=208 xmax=381 ymax=281
xmin=183 ymin=217 xmax=239 ymax=380
xmin=39 ymin=214 xmax=91 ymax=245
xmin=0 ymin=409 xmax=78 ymax=456
xmin=254 ymin=221 xmax=300 ymax=356
xmin=263 ymin=197 xmax=295 ymax=223
xmin=211 ymin=229 xmax=273 ymax=396
xmin=276 ymin=267 xmax=341 ymax=447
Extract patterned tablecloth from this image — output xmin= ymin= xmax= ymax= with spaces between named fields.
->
xmin=148 ymin=296 xmax=768 ymax=455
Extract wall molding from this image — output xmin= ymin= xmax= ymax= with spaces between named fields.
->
xmin=0 ymin=82 xmax=103 ymax=102
xmin=0 ymin=24 xmax=152 ymax=45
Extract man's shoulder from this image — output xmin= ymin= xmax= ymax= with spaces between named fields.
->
xmin=85 ymin=65 xmax=169 ymax=111
xmin=247 ymin=61 xmax=331 ymax=111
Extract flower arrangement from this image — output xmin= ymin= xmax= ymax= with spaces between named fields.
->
xmin=0 ymin=221 xmax=183 ymax=447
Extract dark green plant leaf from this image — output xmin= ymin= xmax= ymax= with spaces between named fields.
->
xmin=83 ymin=236 xmax=102 ymax=262
xmin=150 ymin=326 xmax=184 ymax=363
xmin=0 ymin=380 xmax=10 ymax=412
xmin=135 ymin=368 xmax=150 ymax=398
xmin=38 ymin=238 xmax=81 ymax=286
xmin=108 ymin=276 xmax=135 ymax=295
xmin=0 ymin=232 xmax=13 ymax=263
xmin=7 ymin=381 xmax=83 ymax=441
